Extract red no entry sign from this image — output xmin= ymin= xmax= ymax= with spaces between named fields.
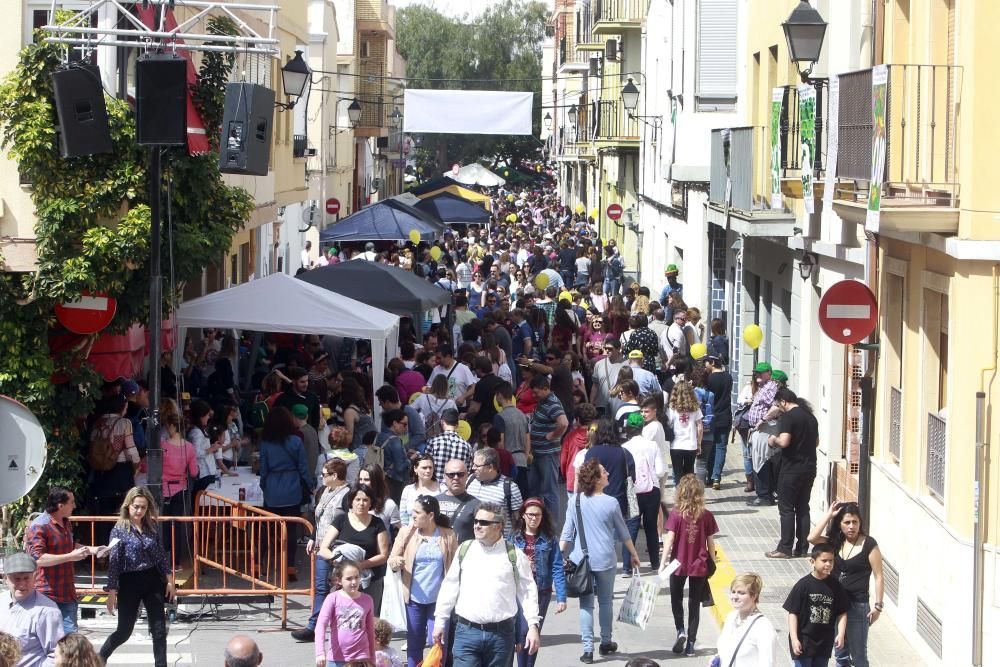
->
xmin=607 ymin=203 xmax=623 ymax=220
xmin=325 ymin=198 xmax=341 ymax=215
xmin=818 ymin=280 xmax=878 ymax=344
xmin=55 ymin=291 xmax=117 ymax=335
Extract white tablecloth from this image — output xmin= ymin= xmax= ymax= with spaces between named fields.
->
xmin=199 ymin=468 xmax=264 ymax=507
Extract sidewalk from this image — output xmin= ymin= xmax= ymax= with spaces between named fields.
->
xmin=705 ymin=445 xmax=927 ymax=667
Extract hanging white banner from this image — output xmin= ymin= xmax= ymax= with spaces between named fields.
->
xmin=823 ymin=75 xmax=840 ymax=213
xmin=403 ymin=90 xmax=534 ymax=135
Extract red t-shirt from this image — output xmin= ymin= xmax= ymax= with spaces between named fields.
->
xmin=560 ymin=427 xmax=590 ymax=492
xmin=515 ymin=381 xmax=538 ymax=416
xmin=496 ymin=447 xmax=515 ymax=476
xmin=665 ymin=509 xmax=719 ymax=577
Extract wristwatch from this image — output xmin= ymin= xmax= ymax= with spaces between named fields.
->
xmin=873 ymin=602 xmax=884 ymax=611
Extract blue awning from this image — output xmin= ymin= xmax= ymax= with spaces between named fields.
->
xmin=318 ymin=199 xmax=447 ymax=243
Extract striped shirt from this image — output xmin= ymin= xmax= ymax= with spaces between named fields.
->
xmin=530 ymin=393 xmax=566 ymax=456
xmin=467 ymin=474 xmax=523 ymax=537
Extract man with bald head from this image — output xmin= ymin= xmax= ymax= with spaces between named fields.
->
xmin=224 ymin=635 xmax=262 ymax=666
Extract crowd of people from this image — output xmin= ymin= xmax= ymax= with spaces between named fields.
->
xmin=0 ymin=169 xmax=886 ymax=667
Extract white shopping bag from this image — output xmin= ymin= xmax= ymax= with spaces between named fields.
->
xmin=616 ymin=575 xmax=659 ymax=630
xmin=381 ymin=568 xmax=408 ymax=632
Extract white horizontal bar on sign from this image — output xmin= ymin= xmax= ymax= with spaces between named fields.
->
xmin=61 ymin=296 xmax=109 ymax=311
xmin=826 ymin=305 xmax=871 ymax=319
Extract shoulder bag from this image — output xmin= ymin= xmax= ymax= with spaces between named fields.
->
xmin=727 ymin=614 xmax=763 ymax=667
xmin=563 ymin=494 xmax=594 ymax=597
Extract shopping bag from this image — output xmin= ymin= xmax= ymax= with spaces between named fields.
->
xmin=616 ymin=575 xmax=658 ymax=630
xmin=380 ymin=569 xmax=407 ymax=632
xmin=418 ymin=642 xmax=443 ymax=667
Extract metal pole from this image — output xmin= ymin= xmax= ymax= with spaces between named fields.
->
xmin=973 ymin=390 xmax=986 ymax=666
xmin=146 ymin=147 xmax=163 ymax=509
xmin=858 ymin=375 xmax=873 ymax=529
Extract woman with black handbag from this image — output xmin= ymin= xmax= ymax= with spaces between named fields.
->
xmin=560 ymin=459 xmax=641 ymax=664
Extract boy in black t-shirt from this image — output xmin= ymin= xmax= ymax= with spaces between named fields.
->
xmin=783 ymin=543 xmax=849 ymax=666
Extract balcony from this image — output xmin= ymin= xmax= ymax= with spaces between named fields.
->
xmin=558 ymin=36 xmax=590 ymax=72
xmin=778 ymin=81 xmax=828 ymax=199
xmin=593 ymin=99 xmax=640 ymax=148
xmin=706 ymin=127 xmax=797 ymax=236
xmin=831 ymin=64 xmax=963 ymax=233
xmin=592 ymin=0 xmax=645 ymax=35
xmin=356 ymin=0 xmax=394 ymax=37
xmin=575 ymin=5 xmax=602 ymax=50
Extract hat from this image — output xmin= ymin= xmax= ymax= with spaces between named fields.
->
xmin=703 ymin=355 xmax=722 ymax=365
xmin=121 ymin=379 xmax=140 ymax=396
xmin=628 ymin=350 xmax=644 ymax=359
xmin=4 ymin=552 xmax=36 ymax=575
xmin=772 ymin=369 xmax=788 ymax=382
xmin=625 ymin=411 xmax=645 ymax=429
xmin=753 ymin=361 xmax=773 ymax=373
xmin=291 ymin=404 xmax=309 ymax=419
xmin=441 ymin=408 xmax=460 ymax=426
xmin=558 ymin=290 xmax=573 ymax=302
xmin=664 ymin=264 xmax=679 ymax=276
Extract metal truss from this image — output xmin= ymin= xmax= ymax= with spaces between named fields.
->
xmin=42 ymin=0 xmax=280 ymax=56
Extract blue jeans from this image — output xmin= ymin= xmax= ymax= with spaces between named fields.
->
xmin=528 ymin=453 xmax=561 ymax=525
xmin=516 ymin=589 xmax=552 ymax=667
xmin=406 ymin=600 xmax=444 ymax=667
xmin=578 ymin=567 xmax=616 ymax=652
xmin=793 ymin=657 xmax=829 ymax=667
xmin=711 ymin=426 xmax=730 ymax=482
xmin=57 ymin=600 xmax=78 ymax=634
xmin=308 ymin=556 xmax=331 ymax=630
xmin=835 ymin=600 xmax=870 ymax=667
xmin=452 ymin=618 xmax=515 ymax=667
xmin=739 ymin=430 xmax=754 ymax=475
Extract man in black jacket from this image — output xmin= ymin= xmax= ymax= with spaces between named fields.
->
xmin=274 ymin=367 xmax=320 ymax=429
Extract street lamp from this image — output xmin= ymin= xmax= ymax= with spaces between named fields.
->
xmin=799 ymin=251 xmax=818 ymax=280
xmin=568 ymin=104 xmax=578 ymax=128
xmin=621 ymin=78 xmax=640 ymax=113
xmin=276 ymin=49 xmax=311 ymax=111
xmin=782 ymin=0 xmax=828 ymax=82
xmin=543 ymin=112 xmax=552 ymax=131
xmin=347 ymin=99 xmax=362 ymax=127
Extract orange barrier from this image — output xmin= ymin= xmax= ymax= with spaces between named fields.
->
xmin=71 ymin=503 xmax=315 ymax=630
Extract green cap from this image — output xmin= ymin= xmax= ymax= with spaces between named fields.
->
xmin=664 ymin=264 xmax=679 ymax=276
xmin=626 ymin=411 xmax=645 ymax=429
xmin=291 ymin=403 xmax=309 ymax=419
xmin=772 ymin=370 xmax=788 ymax=382
xmin=753 ymin=361 xmax=772 ymax=373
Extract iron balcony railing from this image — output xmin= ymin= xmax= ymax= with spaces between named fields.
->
xmin=576 ymin=2 xmax=595 ymax=43
xmin=780 ymin=81 xmax=828 ymax=176
xmin=593 ymin=0 xmax=646 ymax=24
xmin=926 ymin=412 xmax=947 ymax=499
xmin=889 ymin=386 xmax=902 ymax=463
xmin=559 ymin=36 xmax=567 ymax=66
xmin=594 ymin=100 xmax=640 ymax=142
xmin=836 ymin=64 xmax=963 ymax=207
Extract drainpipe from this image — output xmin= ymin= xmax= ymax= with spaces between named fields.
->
xmin=973 ymin=264 xmax=999 ymax=667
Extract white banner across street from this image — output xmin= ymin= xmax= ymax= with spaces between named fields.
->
xmin=403 ymin=90 xmax=534 ymax=135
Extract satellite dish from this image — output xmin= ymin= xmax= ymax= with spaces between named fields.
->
xmin=0 ymin=396 xmax=47 ymax=504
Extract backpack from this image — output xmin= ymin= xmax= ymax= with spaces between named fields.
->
xmin=88 ymin=417 xmax=121 ymax=472
xmin=422 ymin=397 xmax=447 ymax=440
xmin=608 ymin=255 xmax=624 ymax=279
xmin=364 ymin=433 xmax=387 ymax=469
xmin=248 ymin=400 xmax=269 ymax=429
xmin=697 ymin=388 xmax=715 ymax=429
xmin=458 ymin=538 xmax=518 ymax=586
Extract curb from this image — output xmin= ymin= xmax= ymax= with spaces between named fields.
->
xmin=708 ymin=543 xmax=737 ymax=627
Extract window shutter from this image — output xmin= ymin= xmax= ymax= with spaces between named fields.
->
xmin=696 ymin=0 xmax=738 ymax=109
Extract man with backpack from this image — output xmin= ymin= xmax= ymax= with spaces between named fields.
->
xmin=602 ymin=245 xmax=624 ymax=297
xmin=375 ymin=385 xmax=426 ymax=455
xmin=373 ymin=409 xmax=411 ymax=503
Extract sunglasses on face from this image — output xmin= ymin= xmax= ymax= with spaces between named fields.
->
xmin=444 ymin=471 xmax=468 ymax=479
xmin=473 ymin=519 xmax=501 ymax=527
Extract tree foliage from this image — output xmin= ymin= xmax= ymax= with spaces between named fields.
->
xmin=396 ymin=0 xmax=548 ymax=171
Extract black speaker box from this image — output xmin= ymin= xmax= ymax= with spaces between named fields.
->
xmin=51 ymin=64 xmax=113 ymax=158
xmin=136 ymin=54 xmax=187 ymax=146
xmin=219 ymin=83 xmax=275 ymax=176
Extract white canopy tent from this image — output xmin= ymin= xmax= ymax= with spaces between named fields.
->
xmin=175 ymin=272 xmax=400 ymax=421
xmin=444 ymin=163 xmax=506 ymax=187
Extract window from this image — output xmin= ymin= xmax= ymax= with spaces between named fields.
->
xmin=696 ymin=0 xmax=737 ymax=111
xmin=25 ymin=2 xmax=97 ymax=64
xmin=360 ymin=40 xmax=371 ymax=59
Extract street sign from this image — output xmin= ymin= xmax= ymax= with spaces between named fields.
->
xmin=607 ymin=203 xmax=623 ymax=220
xmin=55 ymin=291 xmax=116 ymax=334
xmin=325 ymin=198 xmax=341 ymax=215
xmin=818 ymin=280 xmax=878 ymax=344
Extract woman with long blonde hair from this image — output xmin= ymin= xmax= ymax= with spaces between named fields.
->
xmin=660 ymin=474 xmax=718 ymax=658
xmin=54 ymin=633 xmax=103 ymax=667
xmin=667 ymin=380 xmax=703 ymax=484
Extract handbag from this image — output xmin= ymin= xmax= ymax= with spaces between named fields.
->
xmin=625 ymin=477 xmax=639 ymax=520
xmin=616 ymin=575 xmax=658 ymax=629
xmin=563 ymin=494 xmax=594 ymax=598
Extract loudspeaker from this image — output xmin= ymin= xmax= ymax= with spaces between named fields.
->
xmin=219 ymin=83 xmax=274 ymax=176
xmin=136 ymin=54 xmax=187 ymax=146
xmin=376 ymin=136 xmax=389 ymax=149
xmin=51 ymin=64 xmax=113 ymax=158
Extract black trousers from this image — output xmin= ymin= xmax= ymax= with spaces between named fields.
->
xmin=669 ymin=575 xmax=707 ymax=642
xmin=777 ymin=471 xmax=815 ymax=555
xmin=100 ymin=568 xmax=168 ymax=667
xmin=162 ymin=490 xmax=192 ymax=567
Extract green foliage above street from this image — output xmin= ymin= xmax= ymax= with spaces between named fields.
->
xmin=396 ymin=0 xmax=548 ymax=170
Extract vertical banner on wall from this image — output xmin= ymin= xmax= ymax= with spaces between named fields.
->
xmin=770 ymin=88 xmax=784 ymax=210
xmin=823 ymin=75 xmax=840 ymax=213
xmin=866 ymin=65 xmax=889 ymax=232
xmin=798 ymin=84 xmax=817 ymax=214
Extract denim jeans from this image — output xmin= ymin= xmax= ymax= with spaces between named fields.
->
xmin=738 ymin=429 xmax=754 ymax=476
xmin=561 ymin=271 xmax=575 ymax=289
xmin=603 ymin=278 xmax=621 ymax=297
xmin=793 ymin=657 xmax=829 ymax=667
xmin=670 ymin=450 xmax=697 ymax=486
xmin=452 ymin=617 xmax=515 ymax=667
xmin=516 ymin=589 xmax=551 ymax=667
xmin=99 ymin=569 xmax=168 ymax=667
xmin=835 ymin=600 xmax=870 ymax=667
xmin=623 ymin=488 xmax=661 ymax=572
xmin=406 ymin=600 xmax=444 ymax=667
xmin=710 ymin=426 xmax=730 ymax=482
xmin=578 ymin=567 xmax=616 ymax=652
xmin=528 ymin=453 xmax=561 ymax=525
xmin=56 ymin=600 xmax=78 ymax=634
xmin=307 ymin=556 xmax=331 ymax=630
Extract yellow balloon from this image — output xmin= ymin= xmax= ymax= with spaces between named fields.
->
xmin=408 ymin=229 xmax=421 ymax=244
xmin=409 ymin=392 xmax=423 ymax=404
xmin=534 ymin=273 xmax=550 ymax=290
xmin=690 ymin=343 xmax=708 ymax=360
xmin=559 ymin=290 xmax=573 ymax=303
xmin=507 ymin=194 xmax=514 ymax=202
xmin=504 ymin=170 xmax=510 ymax=177
xmin=743 ymin=324 xmax=764 ymax=350
xmin=493 ymin=395 xmax=516 ymax=412
xmin=575 ymin=203 xmax=585 ymax=214
xmin=590 ymin=207 xmax=599 ymax=219
xmin=430 ymin=246 xmax=443 ymax=261
xmin=457 ymin=419 xmax=472 ymax=442
xmin=510 ymin=213 xmax=518 ymax=222
xmin=417 ymin=166 xmax=424 ymax=174
xmin=536 ymin=165 xmax=542 ymax=172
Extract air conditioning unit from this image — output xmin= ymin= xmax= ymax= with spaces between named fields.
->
xmin=605 ymin=39 xmax=618 ymax=61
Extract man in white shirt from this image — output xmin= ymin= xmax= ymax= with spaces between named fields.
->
xmin=660 ymin=309 xmax=691 ymax=367
xmin=427 ymin=344 xmax=477 ymax=410
xmin=355 ymin=241 xmax=378 ymax=261
xmin=433 ymin=502 xmax=540 ymax=666
xmin=299 ymin=240 xmax=313 ymax=270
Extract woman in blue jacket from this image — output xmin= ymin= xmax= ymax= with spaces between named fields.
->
xmin=258 ymin=406 xmax=315 ymax=580
xmin=512 ymin=497 xmax=567 ymax=667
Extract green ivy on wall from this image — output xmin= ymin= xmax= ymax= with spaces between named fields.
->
xmin=0 ymin=19 xmax=253 ymax=532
